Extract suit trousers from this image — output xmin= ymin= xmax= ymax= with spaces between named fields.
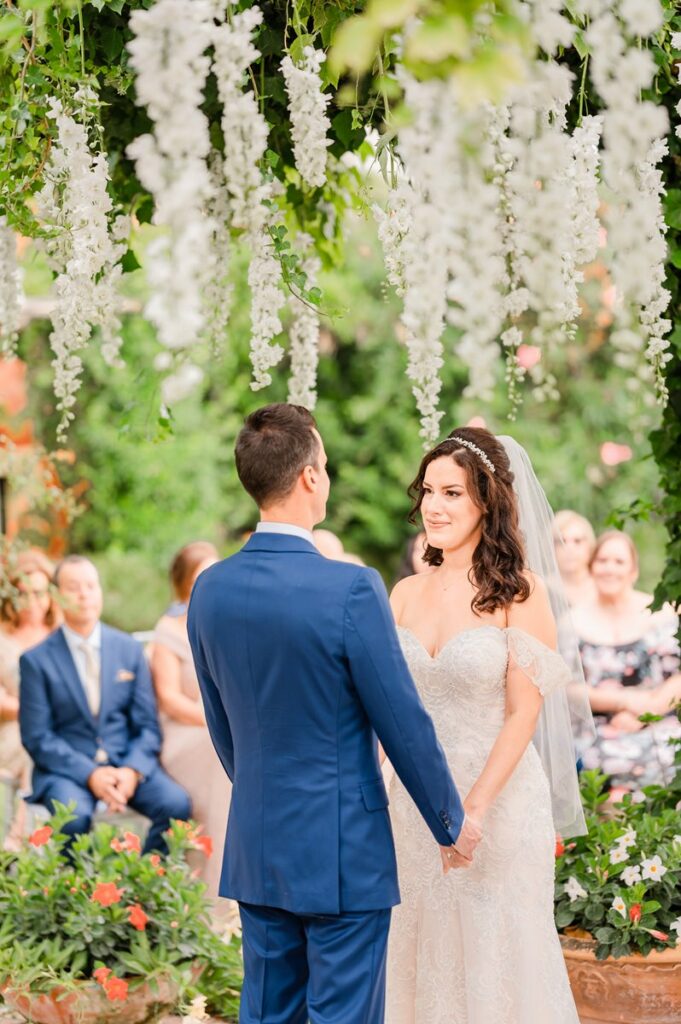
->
xmin=239 ymin=902 xmax=391 ymax=1024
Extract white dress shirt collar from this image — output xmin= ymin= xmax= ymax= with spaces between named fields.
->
xmin=62 ymin=620 xmax=102 ymax=652
xmin=255 ymin=521 xmax=315 ymax=546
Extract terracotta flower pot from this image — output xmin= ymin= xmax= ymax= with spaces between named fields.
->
xmin=560 ymin=932 xmax=681 ymax=1024
xmin=1 ymin=976 xmax=178 ymax=1024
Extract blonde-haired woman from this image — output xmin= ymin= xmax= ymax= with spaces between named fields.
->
xmin=552 ymin=509 xmax=597 ymax=607
xmin=572 ymin=530 xmax=681 ymax=794
xmin=1 ymin=550 xmax=60 ymax=847
xmin=151 ymin=542 xmax=233 ymax=920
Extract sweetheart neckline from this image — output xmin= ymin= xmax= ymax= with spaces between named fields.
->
xmin=396 ymin=624 xmax=506 ymax=662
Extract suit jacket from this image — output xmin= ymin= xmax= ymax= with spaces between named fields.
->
xmin=187 ymin=532 xmax=464 ymax=915
xmin=19 ymin=624 xmax=161 ymax=802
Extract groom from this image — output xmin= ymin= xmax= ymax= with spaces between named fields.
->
xmin=187 ymin=403 xmax=480 ymax=1024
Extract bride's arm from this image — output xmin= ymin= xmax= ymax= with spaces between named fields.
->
xmin=464 ymin=576 xmax=553 ymax=822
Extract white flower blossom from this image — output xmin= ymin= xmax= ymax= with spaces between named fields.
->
xmin=621 ymin=865 xmax=642 ymax=886
xmin=586 ymin=1 xmax=671 ymax=401
xmin=618 ymin=829 xmax=637 ymax=848
xmin=213 ymin=5 xmax=286 ymax=387
xmin=619 ymin=0 xmax=664 ymax=37
xmin=281 ymin=47 xmax=331 ymax=189
xmin=287 ymin=234 xmax=321 ymax=409
xmin=564 ymin=876 xmax=588 ymax=902
xmin=609 ymin=846 xmax=630 ymax=864
xmin=0 ymin=218 xmax=23 ymax=354
xmin=203 ymin=154 xmax=233 ymax=352
xmin=181 ymin=993 xmax=208 ymax=1022
xmin=161 ymin=361 xmax=204 ymax=406
xmin=641 ymin=855 xmax=667 ymax=882
xmin=35 ymin=98 xmax=127 ymax=439
xmin=611 ymin=895 xmax=627 ymax=918
xmin=127 ymin=0 xmax=215 ymax=357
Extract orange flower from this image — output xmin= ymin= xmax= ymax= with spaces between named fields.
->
xmin=93 ymin=967 xmax=111 ymax=985
xmin=647 ymin=928 xmax=669 ymax=942
xmin=555 ymin=836 xmax=565 ymax=858
xmin=170 ymin=920 xmax=178 ymax=928
xmin=110 ymin=838 xmax=124 ymax=852
xmin=103 ymin=977 xmax=128 ymax=1002
xmin=193 ymin=834 xmax=213 ymax=857
xmin=149 ymin=854 xmax=161 ymax=867
xmin=629 ymin=904 xmax=642 ymax=923
xmin=127 ymin=904 xmax=149 ymax=931
xmin=70 ymin=887 xmax=78 ymax=894
xmin=91 ymin=882 xmax=125 ymax=907
xmin=28 ymin=826 xmax=53 ymax=847
xmin=122 ymin=831 xmax=141 ymax=853
xmin=156 ymin=867 xmax=166 ymax=876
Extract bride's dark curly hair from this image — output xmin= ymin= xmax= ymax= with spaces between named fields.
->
xmin=408 ymin=427 xmax=530 ymax=614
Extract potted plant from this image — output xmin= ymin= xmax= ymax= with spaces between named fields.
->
xmin=554 ymin=719 xmax=681 ymax=1024
xmin=0 ymin=804 xmax=242 ymax=1023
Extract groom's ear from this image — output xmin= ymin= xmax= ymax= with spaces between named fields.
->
xmin=301 ymin=463 xmax=317 ymax=491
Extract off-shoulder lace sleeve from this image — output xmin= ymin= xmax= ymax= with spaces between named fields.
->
xmin=505 ymin=627 xmax=571 ymax=697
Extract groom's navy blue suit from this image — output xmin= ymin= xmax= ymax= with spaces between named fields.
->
xmin=188 ymin=527 xmax=464 ymax=1023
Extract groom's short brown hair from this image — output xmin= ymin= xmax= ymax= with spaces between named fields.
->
xmin=235 ymin=403 xmax=320 ymax=508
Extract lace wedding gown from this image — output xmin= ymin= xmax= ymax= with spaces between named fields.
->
xmin=386 ymin=625 xmax=579 ymax=1024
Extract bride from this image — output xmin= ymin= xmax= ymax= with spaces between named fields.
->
xmin=386 ymin=427 xmax=591 ymax=1024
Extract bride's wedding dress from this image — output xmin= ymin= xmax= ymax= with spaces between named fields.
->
xmin=386 ymin=624 xmax=580 ymax=1024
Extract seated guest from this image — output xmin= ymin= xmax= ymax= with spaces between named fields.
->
xmin=572 ymin=530 xmax=681 ymax=794
xmin=1 ymin=550 xmax=59 ymax=847
xmin=150 ymin=542 xmax=230 ymax=909
xmin=552 ymin=509 xmax=597 ymax=607
xmin=19 ymin=555 xmax=190 ymax=851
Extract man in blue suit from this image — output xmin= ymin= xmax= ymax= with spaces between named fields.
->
xmin=188 ymin=404 xmax=481 ymax=1024
xmin=19 ymin=555 xmax=190 ymax=852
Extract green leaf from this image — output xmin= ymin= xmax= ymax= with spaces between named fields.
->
xmin=405 ymin=15 xmax=471 ymax=64
xmin=121 ymin=249 xmax=141 ymax=273
xmin=328 ymin=16 xmax=382 ymax=76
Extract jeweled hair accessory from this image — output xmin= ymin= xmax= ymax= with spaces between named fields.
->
xmin=451 ymin=436 xmax=496 ymax=474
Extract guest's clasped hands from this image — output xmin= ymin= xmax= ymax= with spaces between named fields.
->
xmin=88 ymin=766 xmax=141 ymax=813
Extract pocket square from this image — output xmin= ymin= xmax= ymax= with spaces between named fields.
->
xmin=115 ymin=669 xmax=135 ymax=682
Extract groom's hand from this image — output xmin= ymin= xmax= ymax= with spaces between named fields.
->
xmin=451 ymin=813 xmax=483 ymax=862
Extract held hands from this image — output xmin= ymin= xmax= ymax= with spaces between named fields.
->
xmin=440 ymin=809 xmax=484 ymax=873
xmin=88 ymin=766 xmax=141 ymax=813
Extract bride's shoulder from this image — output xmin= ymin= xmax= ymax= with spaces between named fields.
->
xmin=390 ymin=571 xmax=435 ymax=618
xmin=507 ymin=571 xmax=556 ymax=647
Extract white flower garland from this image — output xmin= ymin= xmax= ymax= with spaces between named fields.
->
xmin=0 ymin=218 xmax=22 ymax=355
xmin=203 ymin=154 xmax=233 ymax=353
xmin=35 ymin=98 xmax=127 ymax=439
xmin=585 ymin=0 xmax=671 ymax=400
xmin=127 ymin=0 xmax=215 ymax=357
xmin=281 ymin=46 xmax=331 ymax=189
xmin=213 ymin=5 xmax=286 ymax=388
xmin=287 ymin=234 xmax=321 ymax=409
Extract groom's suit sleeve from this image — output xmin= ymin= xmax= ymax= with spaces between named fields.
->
xmin=187 ymin=603 xmax=235 ymax=782
xmin=344 ymin=568 xmax=464 ymax=847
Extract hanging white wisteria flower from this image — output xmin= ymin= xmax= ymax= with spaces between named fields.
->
xmin=287 ymin=234 xmax=321 ymax=409
xmin=213 ymin=4 xmax=287 ymax=387
xmin=248 ymin=215 xmax=286 ymax=390
xmin=203 ymin=153 xmax=233 ymax=354
xmin=372 ymin=179 xmax=414 ymax=298
xmin=127 ymin=0 xmax=216 ymax=357
xmin=35 ymin=97 xmax=127 ymax=440
xmin=585 ymin=0 xmax=671 ymax=400
xmin=393 ymin=75 xmax=452 ymax=443
xmin=0 ymin=218 xmax=22 ymax=355
xmin=281 ymin=46 xmax=332 ymax=189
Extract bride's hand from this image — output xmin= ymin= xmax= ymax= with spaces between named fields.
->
xmin=440 ymin=845 xmax=470 ymax=873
